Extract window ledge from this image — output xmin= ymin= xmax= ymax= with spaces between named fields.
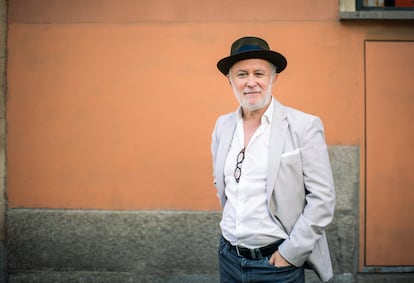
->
xmin=340 ymin=10 xmax=414 ymax=20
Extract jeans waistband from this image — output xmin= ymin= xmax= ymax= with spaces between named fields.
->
xmin=222 ymin=236 xmax=284 ymax=260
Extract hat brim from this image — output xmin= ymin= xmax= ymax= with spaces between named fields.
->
xmin=217 ymin=50 xmax=287 ymax=75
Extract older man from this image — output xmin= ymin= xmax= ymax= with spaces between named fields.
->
xmin=211 ymin=36 xmax=336 ymax=282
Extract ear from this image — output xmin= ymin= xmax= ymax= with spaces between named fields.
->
xmin=272 ymin=73 xmax=278 ymax=84
xmin=227 ymin=74 xmax=232 ymax=85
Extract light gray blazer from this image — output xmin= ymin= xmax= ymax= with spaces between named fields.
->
xmin=211 ymin=98 xmax=336 ymax=282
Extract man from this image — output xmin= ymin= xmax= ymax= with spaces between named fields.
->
xmin=211 ymin=36 xmax=336 ymax=282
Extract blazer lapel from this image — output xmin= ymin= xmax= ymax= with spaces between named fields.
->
xmin=266 ymin=100 xmax=288 ymax=202
xmin=215 ymin=112 xmax=237 ymax=192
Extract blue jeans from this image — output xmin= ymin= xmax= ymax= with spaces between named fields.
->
xmin=218 ymin=236 xmax=305 ymax=283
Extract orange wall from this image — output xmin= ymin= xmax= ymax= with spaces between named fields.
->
xmin=6 ymin=0 xmax=414 ymax=210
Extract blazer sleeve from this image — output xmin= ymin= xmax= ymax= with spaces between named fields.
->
xmin=211 ymin=115 xmax=224 ymax=178
xmin=278 ymin=116 xmax=336 ymax=267
xmin=211 ymin=121 xmax=218 ymax=170
xmin=211 ymin=114 xmax=227 ymax=207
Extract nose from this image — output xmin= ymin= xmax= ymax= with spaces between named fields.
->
xmin=246 ymin=75 xmax=257 ymax=87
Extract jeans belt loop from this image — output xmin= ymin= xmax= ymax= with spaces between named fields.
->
xmin=235 ymin=245 xmax=241 ymax=257
xmin=250 ymin=248 xmax=258 ymax=260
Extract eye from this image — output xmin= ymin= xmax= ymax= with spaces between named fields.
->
xmin=236 ymin=72 xmax=248 ymax=78
xmin=255 ymin=72 xmax=265 ymax=77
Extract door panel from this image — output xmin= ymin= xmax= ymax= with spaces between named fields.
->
xmin=365 ymin=41 xmax=414 ymax=266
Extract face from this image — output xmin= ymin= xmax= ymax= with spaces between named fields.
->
xmin=228 ymin=59 xmax=277 ymax=113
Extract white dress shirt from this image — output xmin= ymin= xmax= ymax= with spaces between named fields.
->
xmin=220 ymin=99 xmax=288 ymax=249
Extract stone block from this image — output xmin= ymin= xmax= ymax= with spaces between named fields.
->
xmin=329 ymin=146 xmax=359 ymax=214
xmin=9 ymin=271 xmax=134 ymax=283
xmin=7 ymin=210 xmax=222 ymax=274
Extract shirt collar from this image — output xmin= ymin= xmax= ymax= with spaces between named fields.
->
xmin=262 ymin=97 xmax=274 ymax=125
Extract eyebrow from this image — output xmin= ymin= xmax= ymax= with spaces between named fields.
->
xmin=234 ymin=67 xmax=266 ymax=72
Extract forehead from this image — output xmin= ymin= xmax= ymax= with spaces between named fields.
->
xmin=231 ymin=58 xmax=272 ymax=72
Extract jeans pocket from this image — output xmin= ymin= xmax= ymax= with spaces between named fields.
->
xmin=264 ymin=257 xmax=296 ymax=271
xmin=218 ymin=237 xmax=227 ymax=255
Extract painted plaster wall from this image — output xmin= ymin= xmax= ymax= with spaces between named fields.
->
xmin=7 ymin=0 xmax=369 ymax=210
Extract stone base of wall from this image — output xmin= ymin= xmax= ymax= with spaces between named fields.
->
xmin=0 ymin=240 xmax=6 ymax=283
xmin=7 ymin=209 xmax=221 ymax=282
xmin=6 ymin=209 xmax=414 ymax=283
xmin=9 ymin=271 xmax=219 ymax=283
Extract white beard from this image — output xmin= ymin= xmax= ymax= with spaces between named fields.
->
xmin=231 ymin=77 xmax=274 ymax=112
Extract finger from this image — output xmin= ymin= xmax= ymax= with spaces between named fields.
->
xmin=268 ymin=254 xmax=276 ymax=265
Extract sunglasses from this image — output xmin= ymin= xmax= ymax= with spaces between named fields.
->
xmin=234 ymin=148 xmax=245 ymax=183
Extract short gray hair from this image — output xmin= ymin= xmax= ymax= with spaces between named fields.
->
xmin=270 ymin=63 xmax=277 ymax=74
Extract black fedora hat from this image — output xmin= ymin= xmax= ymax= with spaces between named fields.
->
xmin=217 ymin=36 xmax=287 ymax=75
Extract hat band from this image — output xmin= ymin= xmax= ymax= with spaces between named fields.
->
xmin=234 ymin=44 xmax=265 ymax=54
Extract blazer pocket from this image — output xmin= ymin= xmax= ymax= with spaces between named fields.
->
xmin=281 ymin=149 xmax=300 ymax=158
xmin=280 ymin=149 xmax=302 ymax=171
